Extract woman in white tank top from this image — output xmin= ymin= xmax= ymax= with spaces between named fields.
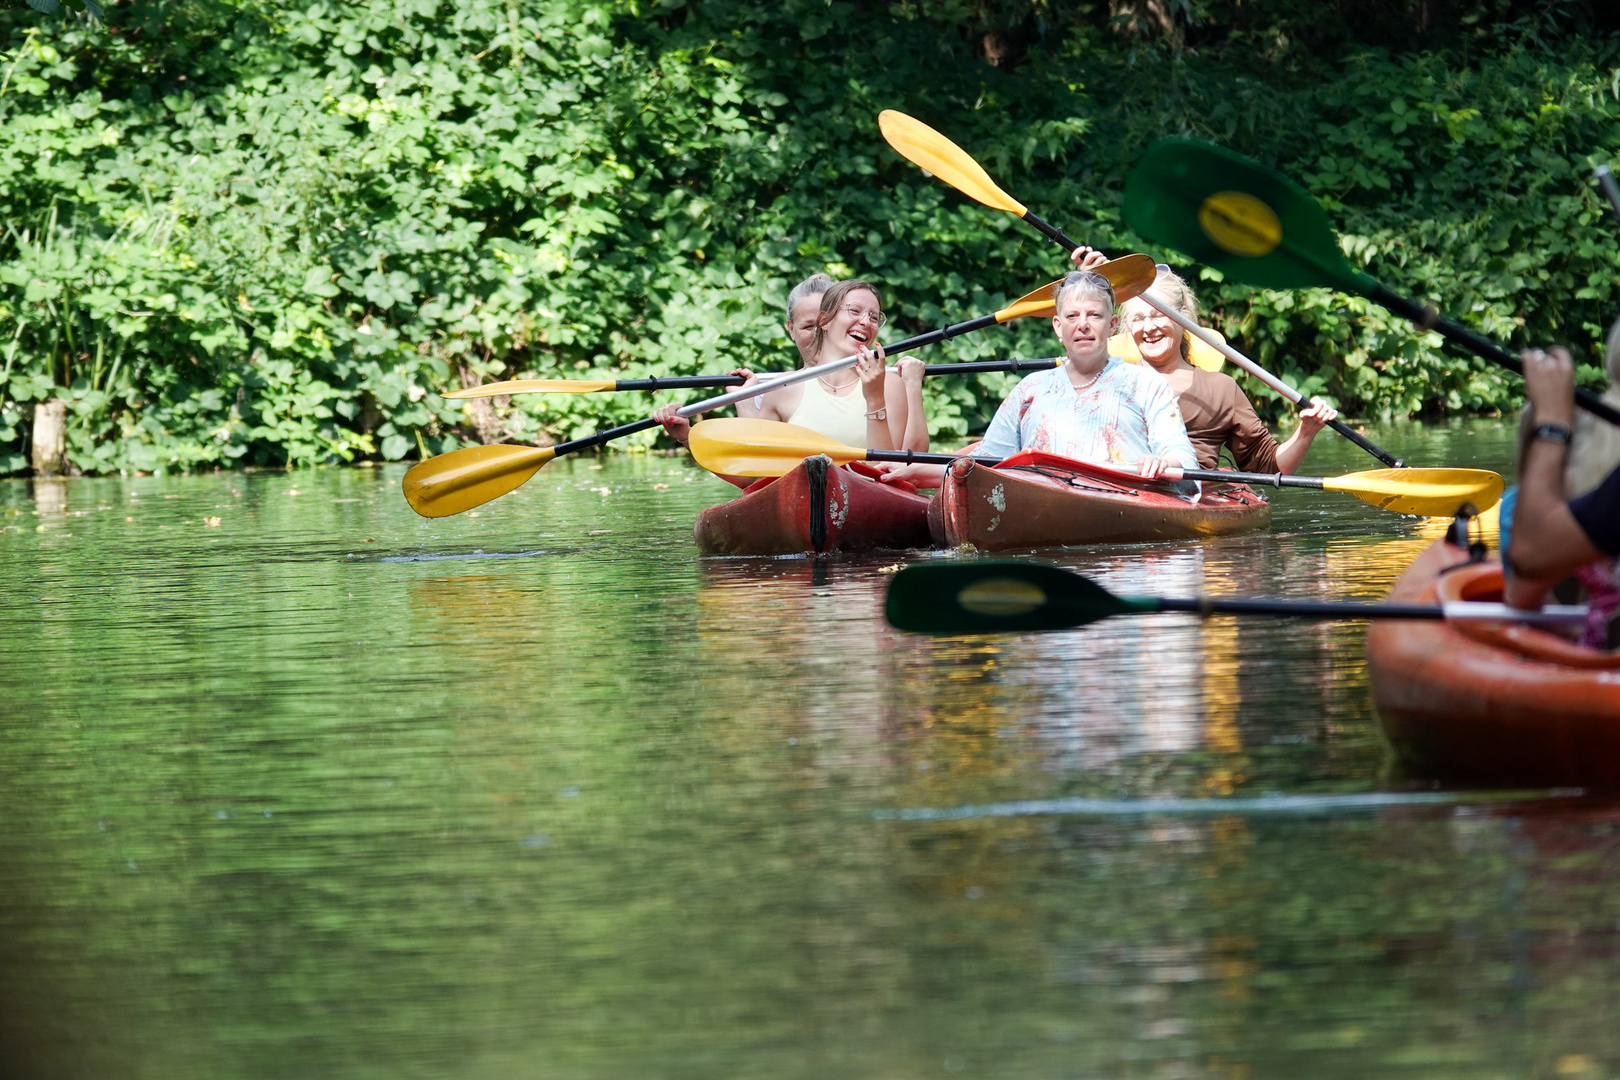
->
xmin=659 ymin=278 xmax=930 ymax=457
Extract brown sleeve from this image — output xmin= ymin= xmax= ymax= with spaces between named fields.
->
xmin=1218 ymin=377 xmax=1282 ymax=473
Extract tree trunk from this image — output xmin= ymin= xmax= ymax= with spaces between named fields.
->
xmin=457 ymin=365 xmax=509 ymax=445
xmin=31 ymin=399 xmax=68 ymax=477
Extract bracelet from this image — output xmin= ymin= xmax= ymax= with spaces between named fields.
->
xmin=1530 ymin=422 xmax=1573 ymax=445
xmin=865 ymin=407 xmax=887 ymax=420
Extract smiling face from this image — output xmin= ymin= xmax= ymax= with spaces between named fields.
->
xmin=1121 ymin=297 xmax=1183 ymax=370
xmin=813 ymin=284 xmax=884 ymax=362
xmin=1052 ymin=287 xmax=1117 ymax=367
xmin=786 ymin=295 xmax=823 ymax=362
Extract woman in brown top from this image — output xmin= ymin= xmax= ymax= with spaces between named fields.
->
xmin=1117 ymin=267 xmax=1337 ymax=474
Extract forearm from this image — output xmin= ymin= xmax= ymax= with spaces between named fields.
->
xmin=1510 ymin=438 xmax=1601 ymax=578
xmin=1273 ymin=426 xmax=1314 ymax=476
xmin=866 ymin=413 xmax=895 ymax=451
xmin=897 ymin=382 xmax=928 ymax=452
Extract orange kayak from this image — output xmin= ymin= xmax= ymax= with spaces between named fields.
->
xmin=1367 ymin=538 xmax=1620 ymax=786
xmin=927 ymin=450 xmax=1270 ymax=551
xmin=695 ymin=455 xmax=932 ymax=555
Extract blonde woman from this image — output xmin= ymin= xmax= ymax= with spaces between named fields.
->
xmin=1113 ymin=262 xmax=1337 ymax=474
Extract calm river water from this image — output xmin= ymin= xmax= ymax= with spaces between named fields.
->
xmin=2 ymin=420 xmax=1617 ymax=1080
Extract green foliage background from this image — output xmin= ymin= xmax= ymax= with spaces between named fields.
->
xmin=1 ymin=0 xmax=1618 ymax=473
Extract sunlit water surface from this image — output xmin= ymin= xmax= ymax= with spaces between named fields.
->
xmin=3 ymin=421 xmax=1618 ymax=1080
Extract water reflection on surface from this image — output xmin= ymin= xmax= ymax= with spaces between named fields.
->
xmin=2 ymin=423 xmax=1618 ymax=1079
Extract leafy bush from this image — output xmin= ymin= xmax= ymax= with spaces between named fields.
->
xmin=1 ymin=0 xmax=1616 ymax=473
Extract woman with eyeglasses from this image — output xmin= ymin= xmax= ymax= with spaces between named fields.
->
xmin=1113 ymin=261 xmax=1337 ymax=474
xmin=658 ymin=278 xmax=929 ymax=454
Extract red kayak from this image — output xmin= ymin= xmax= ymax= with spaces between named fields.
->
xmin=928 ymin=449 xmax=1270 ymax=551
xmin=1367 ymin=536 xmax=1620 ymax=786
xmin=695 ymin=455 xmax=933 ymax=555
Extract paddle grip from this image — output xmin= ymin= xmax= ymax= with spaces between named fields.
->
xmin=1371 ymin=283 xmax=1620 ymax=428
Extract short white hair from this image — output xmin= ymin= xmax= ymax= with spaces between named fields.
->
xmin=785 ymin=273 xmax=836 ymax=320
xmin=1053 ymin=270 xmax=1115 ymax=312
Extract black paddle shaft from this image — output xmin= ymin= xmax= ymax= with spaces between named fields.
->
xmin=924 ymin=357 xmax=1062 ymax=376
xmin=1018 ymin=213 xmax=1407 ymax=467
xmin=1369 ymin=283 xmax=1620 ymax=427
xmin=1180 ymin=468 xmax=1323 ymax=490
xmin=554 ymin=418 xmax=659 ymax=456
xmin=616 ymin=375 xmax=748 ymax=391
xmin=1157 ymin=596 xmax=1444 ymax=620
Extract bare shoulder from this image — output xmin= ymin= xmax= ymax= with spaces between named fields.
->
xmin=761 ymin=382 xmax=805 ymax=420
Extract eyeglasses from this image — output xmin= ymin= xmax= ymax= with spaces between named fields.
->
xmin=839 ymin=304 xmax=887 ymax=327
xmin=1125 ymin=308 xmax=1173 ymax=324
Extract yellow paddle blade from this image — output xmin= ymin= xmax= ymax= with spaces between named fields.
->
xmin=443 ymin=379 xmax=616 ymax=399
xmin=1095 ymin=253 xmax=1156 ymax=304
xmin=1108 ymin=325 xmax=1227 ymax=371
xmin=995 ymin=257 xmax=1156 ymax=324
xmin=994 ymin=279 xmax=1062 ymax=321
xmin=401 ymin=443 xmax=557 ymax=518
xmin=688 ymin=418 xmax=866 ymax=477
xmin=878 ymin=110 xmax=1028 ymax=216
xmin=1324 ymin=468 xmax=1503 ymax=517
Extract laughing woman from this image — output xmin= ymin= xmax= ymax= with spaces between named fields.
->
xmin=658 ymin=278 xmax=929 ymax=453
xmin=1114 ymin=264 xmax=1336 ymax=474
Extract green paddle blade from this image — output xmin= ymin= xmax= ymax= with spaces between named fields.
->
xmin=1123 ymin=138 xmax=1371 ymax=295
xmin=885 ymin=560 xmax=1156 ymax=634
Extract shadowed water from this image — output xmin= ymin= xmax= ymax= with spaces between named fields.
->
xmin=3 ymin=421 xmax=1617 ymax=1080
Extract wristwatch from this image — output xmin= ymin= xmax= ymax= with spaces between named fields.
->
xmin=1530 ymin=422 xmax=1573 ymax=444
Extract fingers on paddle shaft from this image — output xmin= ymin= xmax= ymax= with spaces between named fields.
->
xmin=885 ymin=560 xmax=1143 ymax=634
xmin=400 ymin=444 xmax=556 ymax=518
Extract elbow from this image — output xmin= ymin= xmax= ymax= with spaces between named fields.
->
xmin=1505 ymin=544 xmax=1567 ymax=580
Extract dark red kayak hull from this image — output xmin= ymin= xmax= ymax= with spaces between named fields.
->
xmin=929 ymin=450 xmax=1270 ymax=551
xmin=695 ymin=455 xmax=933 ymax=555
